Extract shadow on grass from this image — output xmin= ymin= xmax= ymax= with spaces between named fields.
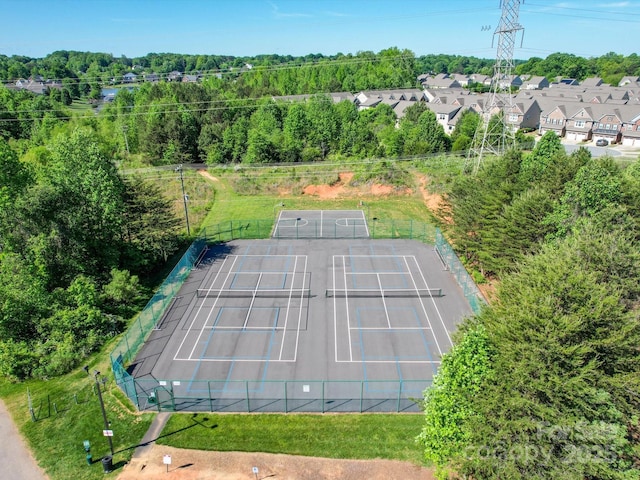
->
xmin=116 ymin=414 xmax=217 ymax=454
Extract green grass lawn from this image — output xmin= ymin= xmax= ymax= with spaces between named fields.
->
xmin=200 ymin=173 xmax=437 ymax=231
xmin=0 ymin=354 xmax=154 ymax=479
xmin=157 ymin=413 xmax=426 ymax=464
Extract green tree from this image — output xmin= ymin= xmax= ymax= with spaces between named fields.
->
xmin=418 ymin=324 xmax=493 ymax=478
xmin=456 ymin=227 xmax=640 ymax=479
xmin=545 ymin=157 xmax=623 ymax=237
xmin=450 ymin=110 xmax=480 ymax=152
xmin=121 ymin=177 xmax=181 ymax=270
xmin=519 ymin=131 xmax=564 ymax=184
xmin=306 ymin=95 xmax=340 ymax=158
xmin=9 ymin=129 xmax=125 ymax=287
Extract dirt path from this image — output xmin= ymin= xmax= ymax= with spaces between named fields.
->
xmin=197 ymin=170 xmax=220 ymax=182
xmin=118 ymin=444 xmax=435 ymax=480
xmin=117 ymin=413 xmax=435 ymax=480
xmin=0 ymin=399 xmax=49 ymax=480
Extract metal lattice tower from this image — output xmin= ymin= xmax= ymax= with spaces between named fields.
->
xmin=469 ymin=0 xmax=525 ymax=173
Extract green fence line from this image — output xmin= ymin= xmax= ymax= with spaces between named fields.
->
xmin=435 ymin=228 xmax=486 ymax=314
xmin=199 ymin=218 xmax=437 ymax=243
xmin=127 ymin=378 xmax=430 ymax=413
xmin=110 ymin=218 xmax=484 ymax=411
xmin=110 ymin=238 xmax=206 ymax=408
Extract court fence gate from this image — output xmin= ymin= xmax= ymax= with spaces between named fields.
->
xmin=110 ymin=219 xmax=485 ymax=412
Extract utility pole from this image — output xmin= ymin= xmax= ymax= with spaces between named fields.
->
xmin=469 ymin=0 xmax=525 ymax=173
xmin=84 ymin=367 xmax=114 ymax=456
xmin=122 ymin=125 xmax=130 ymax=156
xmin=176 ymin=164 xmax=191 ymax=236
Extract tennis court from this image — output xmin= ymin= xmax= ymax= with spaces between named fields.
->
xmin=127 ymin=212 xmax=473 ymax=412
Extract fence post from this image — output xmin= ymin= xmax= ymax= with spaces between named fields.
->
xmin=208 ymin=381 xmax=213 ymax=412
xmin=360 ymin=381 xmax=364 ymax=413
xmin=397 ymin=380 xmax=403 ymax=412
xmin=245 ymin=381 xmax=250 ymax=413
xmin=124 ymin=335 xmax=131 ymax=363
xmin=284 ymin=381 xmax=288 ymax=413
xmin=321 ymin=381 xmax=325 ymax=413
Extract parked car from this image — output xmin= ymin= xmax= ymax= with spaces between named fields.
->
xmin=596 ymin=138 xmax=609 ymax=147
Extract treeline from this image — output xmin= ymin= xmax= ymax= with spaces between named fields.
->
xmin=3 ymin=49 xmax=640 ymax=98
xmin=101 ymin=81 xmax=456 ymax=164
xmin=0 ymin=129 xmax=182 ymax=379
xmin=515 ymin=51 xmax=640 ymax=87
xmin=420 ymin=135 xmax=640 ymax=478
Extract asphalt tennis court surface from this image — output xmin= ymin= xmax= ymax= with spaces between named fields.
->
xmin=130 ymin=212 xmax=473 ymax=412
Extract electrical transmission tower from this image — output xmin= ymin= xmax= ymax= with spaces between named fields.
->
xmin=469 ymin=0 xmax=525 ymax=173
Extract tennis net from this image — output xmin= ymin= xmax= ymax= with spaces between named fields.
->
xmin=325 ymin=288 xmax=442 ymax=298
xmin=197 ymin=288 xmax=311 ymax=298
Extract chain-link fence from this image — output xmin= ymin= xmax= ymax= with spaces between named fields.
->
xmin=118 ymin=378 xmax=429 ymax=413
xmin=198 ymin=218 xmax=437 ymax=243
xmin=110 ymin=238 xmax=207 ymax=406
xmin=434 ymin=228 xmax=486 ymax=314
xmin=111 ymin=218 xmax=484 ymax=411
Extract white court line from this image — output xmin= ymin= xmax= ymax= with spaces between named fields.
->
xmin=186 ymin=257 xmax=240 ymax=360
xmin=290 ymin=255 xmax=307 ymax=362
xmin=376 ymin=273 xmax=392 ymax=328
xmin=177 ymin=358 xmax=298 ymax=363
xmin=277 ymin=255 xmax=300 ymax=361
xmin=412 ymin=256 xmax=452 ymax=347
xmin=242 ymin=272 xmax=263 ymax=329
xmin=333 ymin=255 xmax=338 ymax=362
xmin=343 ymin=255 xmax=353 ymax=362
xmin=173 ymin=255 xmax=237 ymax=361
xmin=403 ymin=256 xmax=445 ymax=357
xmin=335 ymin=359 xmax=441 ymax=364
xmin=349 ymin=326 xmax=433 ymax=331
xmin=362 ymin=210 xmax=370 ymax=237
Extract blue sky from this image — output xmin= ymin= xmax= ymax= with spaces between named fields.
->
xmin=0 ymin=0 xmax=638 ymax=60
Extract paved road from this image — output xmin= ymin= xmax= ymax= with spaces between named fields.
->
xmin=563 ymin=144 xmax=621 ymax=157
xmin=0 ymin=400 xmax=48 ymax=480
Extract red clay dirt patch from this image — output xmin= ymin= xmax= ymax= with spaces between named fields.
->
xmin=417 ymin=176 xmax=444 ymax=214
xmin=303 ymin=172 xmax=410 ymax=199
xmin=303 ymin=172 xmax=351 ymax=198
xmin=117 ymin=445 xmax=436 ymax=480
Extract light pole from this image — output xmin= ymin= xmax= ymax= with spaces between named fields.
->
xmin=84 ymin=366 xmax=114 ymax=456
xmin=175 ymin=164 xmax=191 ymax=236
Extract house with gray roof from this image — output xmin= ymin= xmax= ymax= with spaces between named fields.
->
xmin=123 ymin=72 xmax=137 ymax=83
xmin=621 ymin=110 xmax=640 ymax=146
xmin=144 ymin=73 xmax=160 ymax=83
xmin=539 ymin=104 xmax=569 ymax=137
xmin=619 ymin=76 xmax=640 ymax=87
xmin=424 ymin=103 xmax=463 ymax=133
xmin=505 ymin=99 xmax=541 ymax=131
xmin=580 ymin=77 xmax=605 ymax=88
xmin=523 ymin=76 xmax=549 ymax=90
xmin=420 ymin=75 xmax=461 ymax=89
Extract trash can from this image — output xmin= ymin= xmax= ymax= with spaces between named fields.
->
xmin=101 ymin=455 xmax=113 ymax=473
